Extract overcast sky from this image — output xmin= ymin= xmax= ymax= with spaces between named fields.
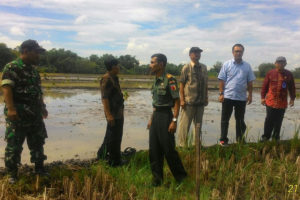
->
xmin=1 ymin=0 xmax=300 ymax=70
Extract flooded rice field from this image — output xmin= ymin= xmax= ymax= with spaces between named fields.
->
xmin=0 ymin=88 xmax=299 ymax=167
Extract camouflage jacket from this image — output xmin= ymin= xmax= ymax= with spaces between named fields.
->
xmin=1 ymin=58 xmax=45 ymax=121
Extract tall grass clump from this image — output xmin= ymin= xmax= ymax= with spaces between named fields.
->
xmin=0 ymin=131 xmax=300 ymax=199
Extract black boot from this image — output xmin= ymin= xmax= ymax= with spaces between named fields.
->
xmin=35 ymin=162 xmax=49 ymax=176
xmin=7 ymin=169 xmax=18 ymax=184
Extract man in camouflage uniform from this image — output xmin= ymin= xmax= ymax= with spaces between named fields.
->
xmin=97 ymin=58 xmax=125 ymax=167
xmin=147 ymin=53 xmax=187 ymax=186
xmin=1 ymin=40 xmax=48 ymax=183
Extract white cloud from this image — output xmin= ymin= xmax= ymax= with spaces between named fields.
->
xmin=40 ymin=40 xmax=53 ymax=49
xmin=277 ymin=0 xmax=300 ymax=5
xmin=126 ymin=39 xmax=149 ymax=51
xmin=183 ymin=48 xmax=190 ymax=55
xmin=10 ymin=26 xmax=25 ymax=36
xmin=194 ymin=3 xmax=200 ymax=8
xmin=0 ymin=0 xmax=300 ymax=69
xmin=74 ymin=15 xmax=87 ymax=24
xmin=0 ymin=33 xmax=21 ymax=47
xmin=209 ymin=13 xmax=240 ymax=19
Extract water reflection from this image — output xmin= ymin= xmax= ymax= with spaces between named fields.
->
xmin=43 ymin=88 xmax=80 ymax=99
xmin=0 ymin=88 xmax=299 ymax=167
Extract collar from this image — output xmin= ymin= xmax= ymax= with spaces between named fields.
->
xmin=190 ymin=61 xmax=200 ymax=67
xmin=276 ymin=68 xmax=286 ymax=74
xmin=156 ymin=71 xmax=166 ymax=81
xmin=107 ymin=71 xmax=116 ymax=76
xmin=15 ymin=58 xmax=27 ymax=69
xmin=232 ymin=58 xmax=244 ymax=65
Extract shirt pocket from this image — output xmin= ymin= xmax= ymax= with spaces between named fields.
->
xmin=191 ymin=71 xmax=199 ymax=83
xmin=237 ymin=69 xmax=247 ymax=79
xmin=157 ymin=86 xmax=168 ymax=104
xmin=157 ymin=87 xmax=166 ymax=95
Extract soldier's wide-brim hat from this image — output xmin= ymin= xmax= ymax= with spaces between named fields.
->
xmin=20 ymin=39 xmax=46 ymax=53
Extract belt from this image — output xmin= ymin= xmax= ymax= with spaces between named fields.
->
xmin=154 ymin=106 xmax=172 ymax=111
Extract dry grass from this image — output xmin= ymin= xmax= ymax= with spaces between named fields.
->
xmin=0 ymin=137 xmax=300 ymax=199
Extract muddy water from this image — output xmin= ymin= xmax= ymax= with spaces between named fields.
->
xmin=0 ymin=89 xmax=299 ymax=167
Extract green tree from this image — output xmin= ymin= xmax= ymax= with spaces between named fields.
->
xmin=208 ymin=61 xmax=223 ymax=77
xmin=166 ymin=63 xmax=182 ymax=75
xmin=134 ymin=64 xmax=149 ymax=75
xmin=89 ymin=54 xmax=106 ymax=73
xmin=118 ymin=55 xmax=139 ymax=74
xmin=258 ymin=63 xmax=275 ymax=77
xmin=212 ymin=61 xmax=223 ymax=73
xmin=0 ymin=43 xmax=17 ymax=70
xmin=293 ymin=67 xmax=300 ymax=79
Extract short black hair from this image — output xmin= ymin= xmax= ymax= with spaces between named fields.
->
xmin=232 ymin=43 xmax=244 ymax=52
xmin=104 ymin=58 xmax=119 ymax=71
xmin=151 ymin=53 xmax=167 ymax=67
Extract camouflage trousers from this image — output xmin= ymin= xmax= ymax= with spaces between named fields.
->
xmin=4 ymin=118 xmax=47 ymax=175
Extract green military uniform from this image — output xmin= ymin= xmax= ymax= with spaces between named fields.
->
xmin=149 ymin=72 xmax=187 ymax=184
xmin=1 ymin=58 xmax=47 ymax=177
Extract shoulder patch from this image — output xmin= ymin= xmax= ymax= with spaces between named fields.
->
xmin=166 ymin=73 xmax=173 ymax=79
xmin=170 ymin=85 xmax=177 ymax=91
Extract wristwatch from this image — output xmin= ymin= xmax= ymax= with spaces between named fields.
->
xmin=172 ymin=118 xmax=177 ymax=123
xmin=219 ymin=92 xmax=224 ymax=95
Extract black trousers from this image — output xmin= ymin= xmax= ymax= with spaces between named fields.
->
xmin=97 ymin=117 xmax=124 ymax=165
xmin=220 ymin=98 xmax=247 ymax=142
xmin=149 ymin=108 xmax=187 ymax=182
xmin=262 ymin=106 xmax=285 ymax=140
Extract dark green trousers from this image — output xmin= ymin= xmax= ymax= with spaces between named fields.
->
xmin=97 ymin=117 xmax=124 ymax=166
xmin=149 ymin=108 xmax=187 ymax=182
xmin=5 ymin=118 xmax=47 ymax=176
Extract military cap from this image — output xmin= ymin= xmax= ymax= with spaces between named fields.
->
xmin=20 ymin=39 xmax=46 ymax=53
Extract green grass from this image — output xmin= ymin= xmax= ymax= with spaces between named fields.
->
xmin=1 ymin=134 xmax=300 ymax=199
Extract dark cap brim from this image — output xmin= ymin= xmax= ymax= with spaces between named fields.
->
xmin=36 ymin=47 xmax=46 ymax=53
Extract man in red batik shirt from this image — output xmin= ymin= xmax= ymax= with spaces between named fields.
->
xmin=261 ymin=56 xmax=296 ymax=141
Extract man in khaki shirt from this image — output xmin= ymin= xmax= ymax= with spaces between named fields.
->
xmin=178 ymin=47 xmax=208 ymax=147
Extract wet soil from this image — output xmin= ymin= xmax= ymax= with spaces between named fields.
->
xmin=0 ymin=89 xmax=299 ymax=167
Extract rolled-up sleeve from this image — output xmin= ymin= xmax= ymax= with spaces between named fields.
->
xmin=179 ymin=65 xmax=188 ymax=84
xmin=1 ymin=64 xmax=16 ymax=87
xmin=247 ymin=65 xmax=256 ymax=82
xmin=100 ymin=78 xmax=112 ymax=99
xmin=261 ymin=72 xmax=270 ymax=99
xmin=218 ymin=63 xmax=227 ymax=81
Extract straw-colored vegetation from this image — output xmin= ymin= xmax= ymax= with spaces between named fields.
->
xmin=41 ymin=81 xmax=153 ymax=90
xmin=0 ymin=73 xmax=300 ymax=90
xmin=1 ymin=131 xmax=300 ymax=200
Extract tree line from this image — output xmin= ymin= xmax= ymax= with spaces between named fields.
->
xmin=1 ymin=43 xmax=300 ymax=78
xmin=0 ymin=43 xmax=183 ymax=75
